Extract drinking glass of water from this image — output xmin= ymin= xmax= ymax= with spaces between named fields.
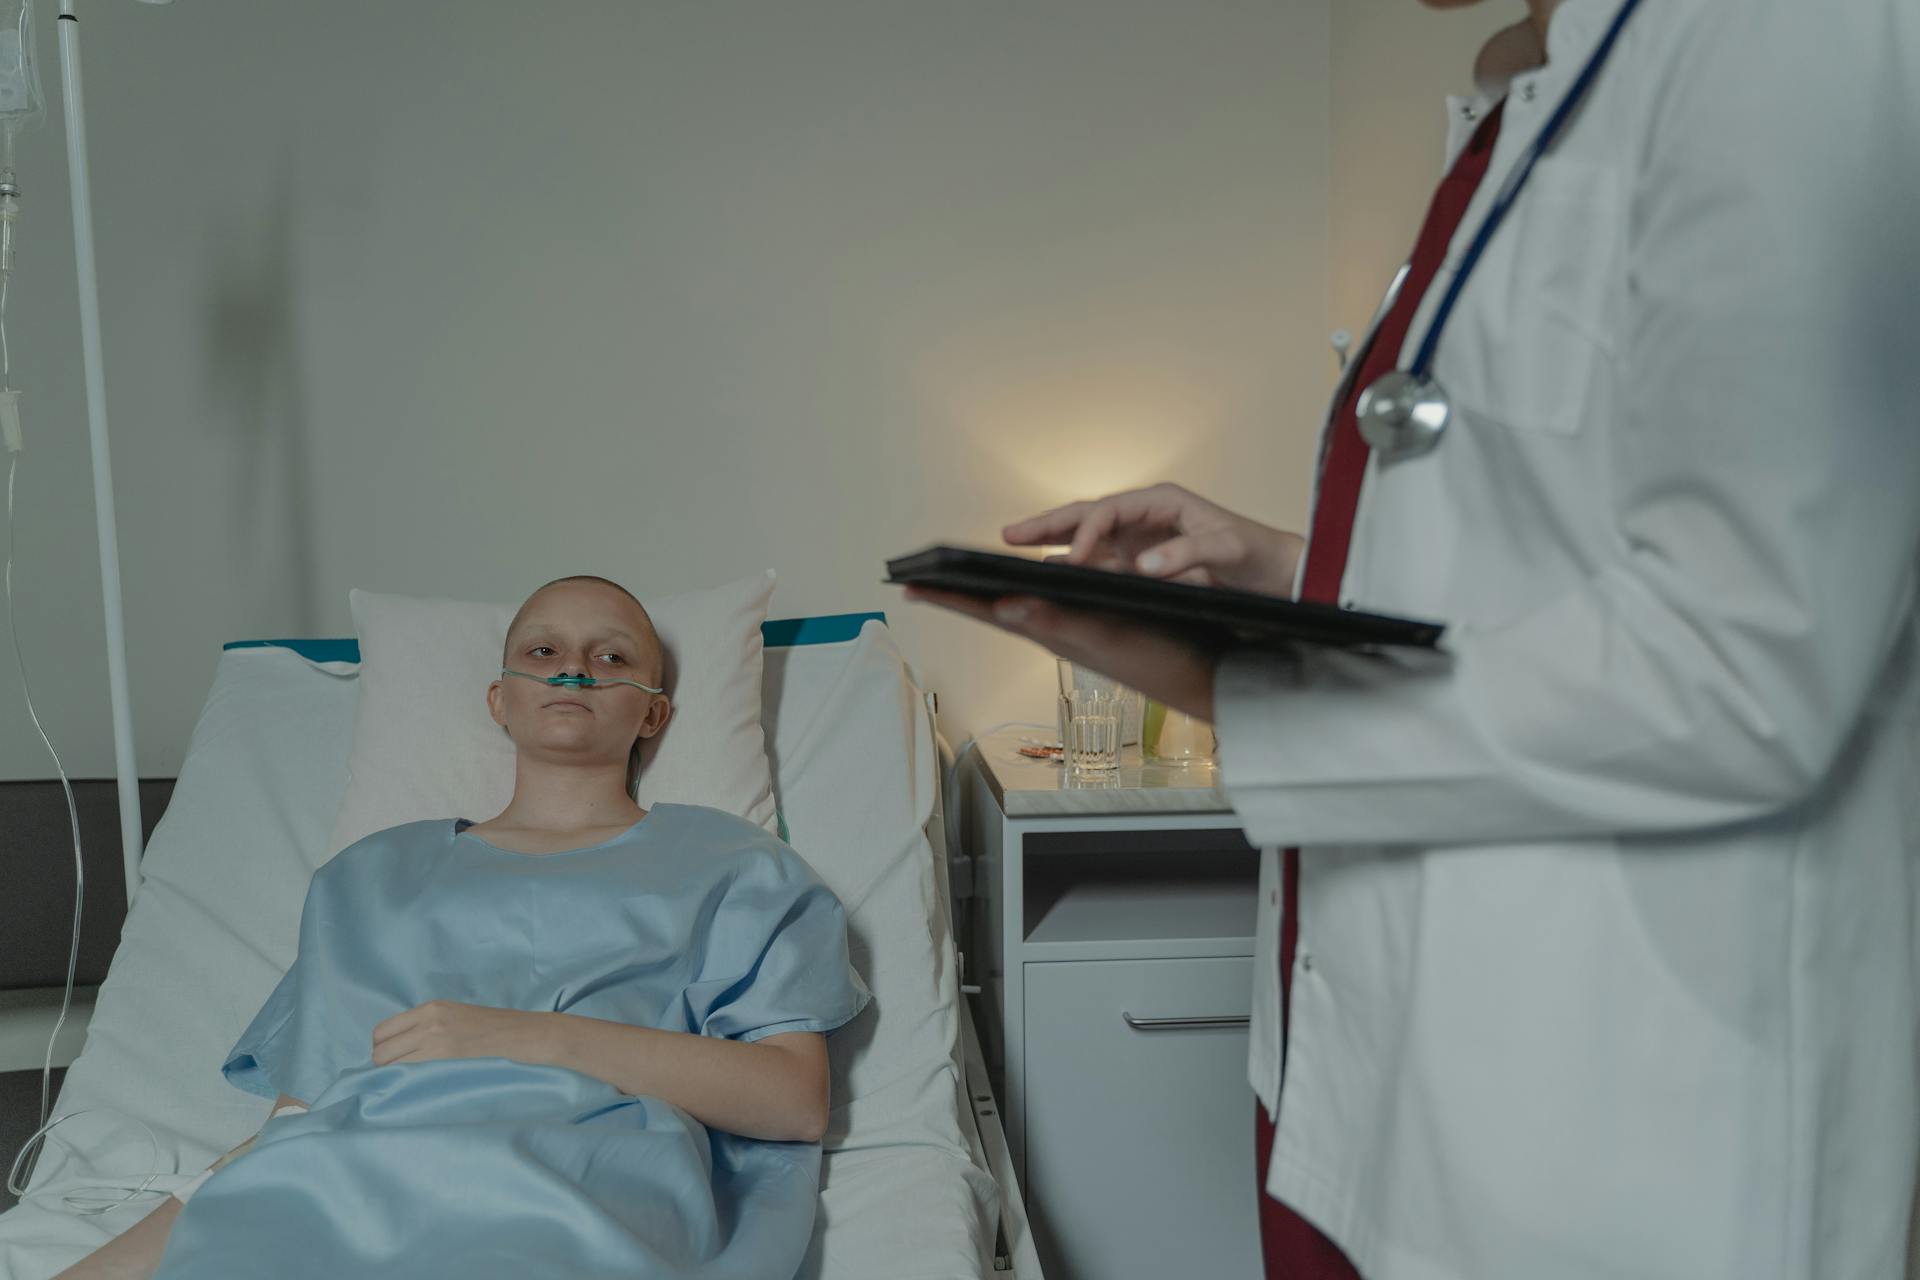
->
xmin=1057 ymin=660 xmax=1125 ymax=778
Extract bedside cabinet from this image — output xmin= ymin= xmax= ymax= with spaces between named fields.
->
xmin=957 ymin=730 xmax=1263 ymax=1280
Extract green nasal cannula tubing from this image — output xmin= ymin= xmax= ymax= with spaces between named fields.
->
xmin=500 ymin=667 xmax=664 ymax=694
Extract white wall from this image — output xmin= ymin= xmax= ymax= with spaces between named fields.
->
xmin=0 ymin=0 xmax=1501 ymax=781
xmin=1331 ymin=1 xmax=1499 ymax=334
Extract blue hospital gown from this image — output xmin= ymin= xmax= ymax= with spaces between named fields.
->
xmin=150 ymin=803 xmax=872 ymax=1280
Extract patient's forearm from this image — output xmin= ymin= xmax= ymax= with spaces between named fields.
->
xmin=50 ymin=1195 xmax=180 ymax=1280
xmin=49 ymin=1094 xmax=301 ymax=1280
xmin=537 ymin=1013 xmax=828 ymax=1143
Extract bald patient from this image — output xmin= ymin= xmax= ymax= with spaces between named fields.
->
xmin=478 ymin=574 xmax=675 ymax=849
xmin=55 ymin=575 xmax=870 ymax=1280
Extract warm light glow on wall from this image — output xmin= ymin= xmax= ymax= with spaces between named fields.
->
xmin=916 ymin=357 xmax=1221 ymax=520
xmin=978 ymin=405 xmax=1200 ymax=508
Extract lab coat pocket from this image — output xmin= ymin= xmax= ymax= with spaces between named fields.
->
xmin=1447 ymin=156 xmax=1623 ymax=438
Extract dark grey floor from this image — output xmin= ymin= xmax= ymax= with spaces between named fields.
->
xmin=0 ymin=1068 xmax=68 ymax=1211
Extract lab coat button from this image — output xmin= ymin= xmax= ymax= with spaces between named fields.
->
xmin=1299 ymin=949 xmax=1313 ymax=973
xmin=1269 ymin=889 xmax=1278 ymax=907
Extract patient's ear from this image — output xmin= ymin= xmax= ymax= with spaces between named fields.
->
xmin=640 ymin=696 xmax=673 ymax=739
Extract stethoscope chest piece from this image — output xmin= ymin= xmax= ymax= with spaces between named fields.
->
xmin=1355 ymin=370 xmax=1451 ymax=460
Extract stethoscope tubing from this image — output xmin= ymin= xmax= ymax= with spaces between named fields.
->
xmin=1404 ymin=0 xmax=1647 ymax=380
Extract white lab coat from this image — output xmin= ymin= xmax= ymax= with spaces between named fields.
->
xmin=1214 ymin=1 xmax=1920 ymax=1277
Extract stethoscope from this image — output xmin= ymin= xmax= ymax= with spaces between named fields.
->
xmin=1350 ymin=0 xmax=1646 ymax=461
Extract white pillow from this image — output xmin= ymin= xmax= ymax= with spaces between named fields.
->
xmin=324 ymin=572 xmax=778 ymax=858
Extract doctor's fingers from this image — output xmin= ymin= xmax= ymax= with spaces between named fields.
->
xmin=1061 ymin=489 xmax=1181 ymax=567
xmin=1059 ymin=485 xmax=1220 ymax=567
xmin=1003 ymin=500 xmax=1096 ymax=547
xmin=1135 ymin=528 xmax=1295 ymax=589
xmin=1004 ymin=484 xmax=1200 ymax=557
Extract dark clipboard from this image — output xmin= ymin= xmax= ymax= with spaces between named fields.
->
xmin=886 ymin=545 xmax=1447 ymax=652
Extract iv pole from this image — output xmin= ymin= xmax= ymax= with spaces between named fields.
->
xmin=54 ymin=0 xmax=145 ymax=905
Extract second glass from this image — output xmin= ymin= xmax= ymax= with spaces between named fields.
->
xmin=1142 ymin=697 xmax=1218 ymax=767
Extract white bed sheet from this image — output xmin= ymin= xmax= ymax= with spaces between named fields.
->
xmin=0 ymin=619 xmax=994 ymax=1280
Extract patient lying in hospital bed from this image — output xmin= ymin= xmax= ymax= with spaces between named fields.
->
xmin=54 ymin=575 xmax=873 ymax=1280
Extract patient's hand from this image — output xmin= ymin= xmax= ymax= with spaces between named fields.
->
xmin=371 ymin=1000 xmax=555 ymax=1068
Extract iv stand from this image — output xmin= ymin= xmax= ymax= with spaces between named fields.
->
xmin=55 ymin=1 xmax=145 ymax=906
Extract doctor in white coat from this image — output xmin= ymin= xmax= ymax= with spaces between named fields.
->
xmin=907 ymin=0 xmax=1920 ymax=1277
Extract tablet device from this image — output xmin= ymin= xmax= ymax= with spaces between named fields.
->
xmin=886 ymin=545 xmax=1446 ymax=651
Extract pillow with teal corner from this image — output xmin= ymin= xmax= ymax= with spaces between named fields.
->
xmin=323 ymin=572 xmax=778 ymax=859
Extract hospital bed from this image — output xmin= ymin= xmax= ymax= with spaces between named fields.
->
xmin=0 ymin=613 xmax=1041 ymax=1280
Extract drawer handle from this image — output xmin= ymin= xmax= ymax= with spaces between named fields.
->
xmin=1121 ymin=1011 xmax=1251 ymax=1032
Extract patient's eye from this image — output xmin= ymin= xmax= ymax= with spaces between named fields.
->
xmin=527 ymin=644 xmax=621 ymax=663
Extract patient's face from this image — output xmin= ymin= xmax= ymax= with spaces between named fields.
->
xmin=487 ymin=581 xmax=670 ymax=769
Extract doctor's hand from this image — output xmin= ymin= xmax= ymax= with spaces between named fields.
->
xmin=901 ymin=586 xmax=1218 ymax=722
xmin=1005 ymin=482 xmax=1305 ymax=598
xmin=371 ymin=1000 xmax=554 ymax=1068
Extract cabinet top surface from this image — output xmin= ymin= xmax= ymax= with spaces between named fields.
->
xmin=971 ymin=729 xmax=1235 ymax=817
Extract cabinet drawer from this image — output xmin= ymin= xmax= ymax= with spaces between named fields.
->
xmin=1024 ymin=955 xmax=1260 ymax=1280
